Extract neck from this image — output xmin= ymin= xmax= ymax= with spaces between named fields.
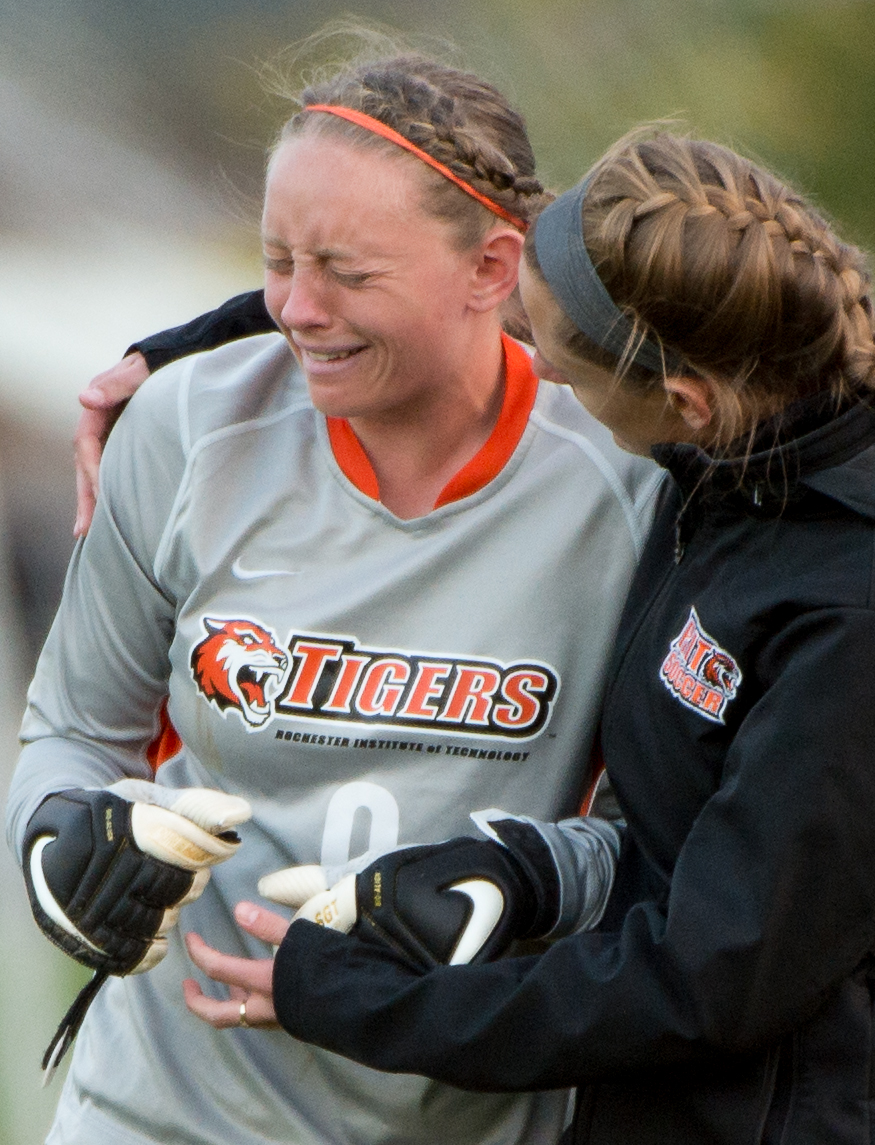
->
xmin=348 ymin=328 xmax=506 ymax=519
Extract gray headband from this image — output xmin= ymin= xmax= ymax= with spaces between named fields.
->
xmin=534 ymin=177 xmax=686 ymax=375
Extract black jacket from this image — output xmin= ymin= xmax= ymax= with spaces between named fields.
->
xmin=128 ymin=289 xmax=273 ymax=370
xmin=274 ymin=394 xmax=875 ymax=1144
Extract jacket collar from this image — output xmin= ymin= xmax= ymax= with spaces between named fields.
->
xmin=651 ymin=393 xmax=875 ymax=520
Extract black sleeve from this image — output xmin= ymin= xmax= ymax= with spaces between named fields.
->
xmin=127 ymin=290 xmax=275 ymax=372
xmin=272 ymin=606 xmax=875 ymax=1093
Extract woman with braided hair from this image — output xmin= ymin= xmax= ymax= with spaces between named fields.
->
xmin=7 ymin=46 xmax=658 ymax=1145
xmin=215 ymin=132 xmax=875 ymax=1144
xmin=71 ymin=52 xmax=548 ymax=529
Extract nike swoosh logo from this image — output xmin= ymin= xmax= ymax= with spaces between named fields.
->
xmin=29 ymin=836 xmax=102 ymax=952
xmin=231 ymin=559 xmax=301 ymax=581
xmin=446 ymin=878 xmax=505 ymax=965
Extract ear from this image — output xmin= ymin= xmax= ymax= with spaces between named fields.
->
xmin=467 ymin=229 xmax=525 ymax=313
xmin=664 ymin=376 xmax=715 ymax=432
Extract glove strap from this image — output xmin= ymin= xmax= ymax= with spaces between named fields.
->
xmin=42 ymin=969 xmax=108 ymax=1085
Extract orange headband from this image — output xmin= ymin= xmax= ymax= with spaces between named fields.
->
xmin=304 ymin=104 xmax=528 ymax=231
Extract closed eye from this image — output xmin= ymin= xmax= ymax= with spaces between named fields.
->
xmin=331 ymin=269 xmax=375 ymax=287
xmin=263 ymin=255 xmax=294 ymax=274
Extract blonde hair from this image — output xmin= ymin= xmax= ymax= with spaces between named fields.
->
xmin=265 ymin=35 xmax=550 ymax=251
xmin=579 ymin=132 xmax=875 ymax=445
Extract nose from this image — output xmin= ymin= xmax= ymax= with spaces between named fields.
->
xmin=531 ymin=351 xmax=570 ymax=386
xmin=278 ymin=266 xmax=332 ymax=332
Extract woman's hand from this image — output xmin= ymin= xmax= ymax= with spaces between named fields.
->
xmin=74 ymin=351 xmax=150 ymax=537
xmin=183 ymin=902 xmax=289 ymax=1030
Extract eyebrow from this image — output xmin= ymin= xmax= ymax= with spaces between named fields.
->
xmin=314 ymin=247 xmax=358 ymax=263
xmin=260 ymin=237 xmax=358 ymax=264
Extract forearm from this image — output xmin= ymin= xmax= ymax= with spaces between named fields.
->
xmin=130 ymin=290 xmax=274 ymax=371
xmin=272 ymin=611 xmax=875 ymax=1089
xmin=273 ymin=852 xmax=870 ymax=1095
xmin=6 ymin=737 xmax=154 ymax=863
xmin=272 ymin=908 xmax=714 ymax=1092
xmin=13 ymin=372 xmax=187 ymax=862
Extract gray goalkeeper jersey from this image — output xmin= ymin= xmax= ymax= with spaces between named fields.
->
xmin=7 ymin=334 xmax=660 ymax=1145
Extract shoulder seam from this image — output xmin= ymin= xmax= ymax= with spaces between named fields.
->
xmin=530 ymin=408 xmax=655 ymax=559
xmin=176 ymin=356 xmax=196 ymax=458
xmin=153 ymin=395 xmax=314 ymax=581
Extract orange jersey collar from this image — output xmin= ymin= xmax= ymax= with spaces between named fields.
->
xmin=327 ymin=335 xmax=538 ymax=510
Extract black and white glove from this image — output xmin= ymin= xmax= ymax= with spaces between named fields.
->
xmin=23 ymin=779 xmax=251 ymax=1077
xmin=259 ymin=809 xmax=620 ymax=969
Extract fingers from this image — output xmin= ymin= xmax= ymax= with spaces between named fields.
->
xmin=258 ymin=863 xmax=329 ymax=908
xmin=234 ymin=902 xmax=292 ymax=947
xmin=182 ymin=977 xmax=240 ymax=1027
xmin=183 ymin=929 xmax=280 ymax=1030
xmin=79 ymin=351 xmax=150 ymax=410
xmin=257 ymin=864 xmax=356 ymax=932
xmin=73 ymin=408 xmax=108 ymax=537
xmin=181 ymin=977 xmax=278 ymax=1029
xmin=183 ymin=981 xmax=279 ymax=1029
xmin=290 ymin=874 xmax=357 ymax=932
xmin=104 ymin=782 xmax=252 ymax=832
xmin=130 ymin=803 xmax=243 ymax=869
xmin=184 ymin=931 xmax=274 ymax=994
xmin=73 ymin=352 xmax=150 ymax=537
xmin=166 ymin=788 xmax=252 ymax=832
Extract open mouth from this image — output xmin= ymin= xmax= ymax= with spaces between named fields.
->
xmin=307 ymin=347 xmax=364 ymax=362
xmin=237 ymin=666 xmax=281 ymax=711
xmin=299 ymin=343 xmax=368 ymax=367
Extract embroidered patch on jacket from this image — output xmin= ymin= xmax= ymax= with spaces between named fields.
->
xmin=660 ymin=607 xmax=742 ymax=724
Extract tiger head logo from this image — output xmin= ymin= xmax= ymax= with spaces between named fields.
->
xmin=190 ymin=618 xmax=289 ymax=728
xmin=702 ymin=651 xmax=741 ymax=700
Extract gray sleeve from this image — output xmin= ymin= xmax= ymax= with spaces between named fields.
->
xmin=471 ymin=807 xmax=622 ymax=938
xmin=537 ymin=815 xmax=621 ymax=938
xmin=5 ymin=362 xmax=190 ymax=861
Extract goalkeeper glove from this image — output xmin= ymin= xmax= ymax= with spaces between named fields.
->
xmin=259 ymin=809 xmax=619 ymax=969
xmin=23 ymin=779 xmax=251 ymax=1077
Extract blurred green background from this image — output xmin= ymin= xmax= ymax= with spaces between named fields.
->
xmin=0 ymin=0 xmax=873 ymax=1140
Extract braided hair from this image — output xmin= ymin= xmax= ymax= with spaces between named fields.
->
xmin=275 ymin=54 xmax=550 ymax=250
xmin=579 ymin=132 xmax=875 ymax=442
